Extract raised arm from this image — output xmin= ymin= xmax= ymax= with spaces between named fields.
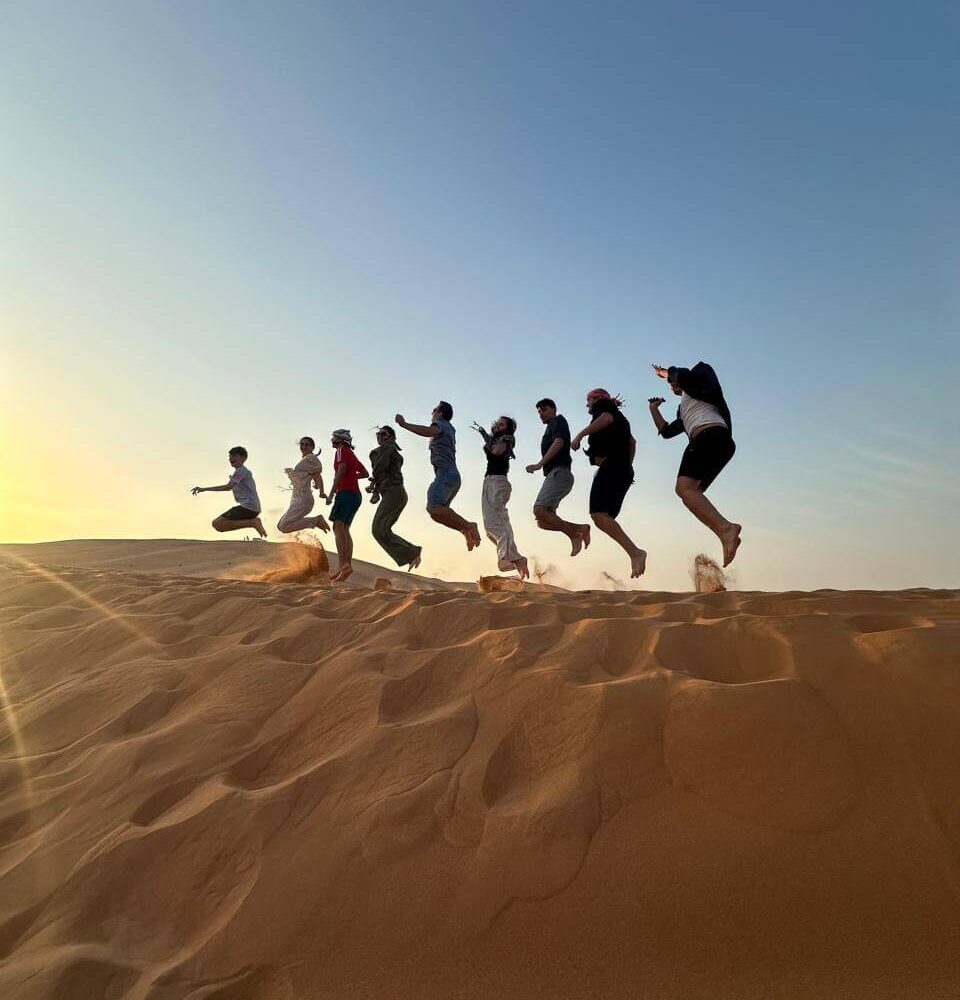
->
xmin=396 ymin=414 xmax=439 ymax=438
xmin=191 ymin=481 xmax=232 ymax=495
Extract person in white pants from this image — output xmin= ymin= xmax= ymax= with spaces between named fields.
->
xmin=471 ymin=416 xmax=529 ymax=579
xmin=277 ymin=436 xmax=330 ymax=534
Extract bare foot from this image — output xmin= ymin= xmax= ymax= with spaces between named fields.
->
xmin=254 ymin=518 xmax=267 ymax=539
xmin=580 ymin=525 xmax=591 ymax=549
xmin=630 ymin=550 xmax=647 ymax=579
xmin=570 ymin=533 xmax=583 ymax=557
xmin=313 ymin=515 xmax=331 ymax=533
xmin=464 ymin=524 xmax=482 ymax=551
xmin=721 ymin=523 xmax=742 ymax=567
xmin=332 ymin=563 xmax=353 ymax=584
xmin=408 ymin=554 xmax=422 ymax=572
xmin=514 ymin=556 xmax=529 ymax=580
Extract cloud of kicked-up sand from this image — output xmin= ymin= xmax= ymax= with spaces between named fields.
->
xmin=601 ymin=570 xmax=625 ymax=590
xmin=692 ymin=553 xmax=726 ymax=593
xmin=532 ymin=562 xmax=556 ymax=586
xmin=248 ymin=537 xmax=330 ymax=584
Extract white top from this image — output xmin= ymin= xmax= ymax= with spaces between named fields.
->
xmin=680 ymin=392 xmax=727 ymax=439
xmin=286 ymin=453 xmax=323 ymax=495
xmin=228 ymin=465 xmax=261 ymax=512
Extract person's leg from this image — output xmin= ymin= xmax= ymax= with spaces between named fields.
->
xmin=427 ymin=468 xmax=480 ymax=550
xmin=277 ymin=494 xmax=315 ymax=534
xmin=428 ymin=506 xmax=481 ymax=548
xmin=492 ymin=478 xmax=526 ymax=577
xmin=589 ymin=466 xmax=644 ymax=578
xmin=675 ymin=476 xmax=741 ymax=567
xmin=591 ymin=513 xmax=646 ymax=578
xmin=213 ymin=513 xmax=267 ymax=538
xmin=373 ymin=487 xmax=420 ymax=567
xmin=331 ymin=521 xmax=353 ymax=581
xmin=533 ymin=470 xmax=589 ymax=555
xmin=533 ymin=507 xmax=591 ymax=555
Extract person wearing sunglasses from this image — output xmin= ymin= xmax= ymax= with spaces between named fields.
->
xmin=367 ymin=425 xmax=422 ymax=571
xmin=277 ymin=436 xmax=330 ymax=535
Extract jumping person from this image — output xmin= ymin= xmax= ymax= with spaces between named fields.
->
xmin=525 ymin=398 xmax=590 ymax=556
xmin=367 ymin=425 xmax=422 ymax=571
xmin=395 ymin=402 xmax=481 ymax=551
xmin=650 ymin=362 xmax=741 ymax=566
xmin=191 ymin=446 xmax=267 ymax=538
xmin=325 ymin=429 xmax=369 ymax=583
xmin=571 ymin=389 xmax=646 ymax=579
xmin=472 ymin=416 xmax=529 ymax=579
xmin=277 ymin=436 xmax=330 ymax=535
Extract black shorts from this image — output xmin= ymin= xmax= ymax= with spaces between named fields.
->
xmin=589 ymin=461 xmax=634 ymax=518
xmin=220 ymin=505 xmax=260 ymax=520
xmin=678 ymin=426 xmax=735 ymax=490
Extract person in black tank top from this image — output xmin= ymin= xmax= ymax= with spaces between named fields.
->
xmin=571 ymin=389 xmax=647 ymax=580
xmin=472 ymin=415 xmax=529 ymax=579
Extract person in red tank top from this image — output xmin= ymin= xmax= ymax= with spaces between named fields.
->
xmin=325 ymin=429 xmax=369 ymax=583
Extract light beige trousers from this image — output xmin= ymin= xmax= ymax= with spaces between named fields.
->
xmin=481 ymin=475 xmax=522 ymax=570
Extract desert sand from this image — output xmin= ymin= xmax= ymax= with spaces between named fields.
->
xmin=1 ymin=540 xmax=959 ymax=999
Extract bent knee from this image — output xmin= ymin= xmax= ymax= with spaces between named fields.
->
xmin=591 ymin=512 xmax=612 ymax=527
xmin=212 ymin=519 xmax=227 ymax=532
xmin=533 ymin=505 xmax=550 ymax=521
xmin=676 ymin=480 xmax=701 ymax=500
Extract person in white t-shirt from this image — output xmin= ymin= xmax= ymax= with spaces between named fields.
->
xmin=191 ymin=446 xmax=267 ymax=538
xmin=649 ymin=362 xmax=741 ymax=567
xmin=277 ymin=436 xmax=330 ymax=534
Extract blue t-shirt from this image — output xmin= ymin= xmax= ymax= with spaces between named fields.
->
xmin=429 ymin=419 xmax=457 ymax=470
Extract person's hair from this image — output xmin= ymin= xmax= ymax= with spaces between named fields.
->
xmin=378 ymin=425 xmax=396 ymax=439
xmin=229 ymin=446 xmax=248 ymax=459
xmin=435 ymin=401 xmax=453 ymax=421
xmin=500 ymin=416 xmax=517 ymax=436
xmin=536 ymin=398 xmax=556 ymax=411
xmin=300 ymin=436 xmax=315 ymax=449
xmin=590 ymin=394 xmax=625 ymax=411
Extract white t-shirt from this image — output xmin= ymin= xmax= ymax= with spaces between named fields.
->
xmin=680 ymin=392 xmax=728 ymax=439
xmin=287 ymin=453 xmax=323 ymax=494
xmin=228 ymin=465 xmax=261 ymax=512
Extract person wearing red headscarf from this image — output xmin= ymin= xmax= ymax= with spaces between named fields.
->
xmin=571 ymin=389 xmax=646 ymax=579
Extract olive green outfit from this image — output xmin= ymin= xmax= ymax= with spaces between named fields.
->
xmin=369 ymin=442 xmax=421 ymax=567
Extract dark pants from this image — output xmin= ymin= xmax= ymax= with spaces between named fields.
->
xmin=372 ymin=486 xmax=421 ymax=567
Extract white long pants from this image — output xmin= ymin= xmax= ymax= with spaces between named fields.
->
xmin=277 ymin=492 xmax=317 ymax=533
xmin=481 ymin=475 xmax=522 ymax=571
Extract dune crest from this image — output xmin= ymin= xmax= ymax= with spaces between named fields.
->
xmin=1 ymin=546 xmax=959 ymax=999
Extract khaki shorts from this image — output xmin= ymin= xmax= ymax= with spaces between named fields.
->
xmin=534 ymin=467 xmax=574 ymax=510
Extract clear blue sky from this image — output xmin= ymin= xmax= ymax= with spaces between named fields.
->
xmin=2 ymin=1 xmax=958 ymax=589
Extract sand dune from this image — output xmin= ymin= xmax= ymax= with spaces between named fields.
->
xmin=0 ymin=542 xmax=959 ymax=999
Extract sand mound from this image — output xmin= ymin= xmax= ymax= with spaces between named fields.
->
xmin=1 ymin=552 xmax=959 ymax=999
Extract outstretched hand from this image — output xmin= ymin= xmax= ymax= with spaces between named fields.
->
xmin=190 ymin=486 xmax=203 ymax=495
xmin=394 ymin=413 xmax=406 ymax=428
xmin=648 ymin=397 xmax=665 ymax=407
xmin=651 ymin=364 xmax=669 ymax=379
xmin=525 ymin=463 xmax=541 ymax=474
